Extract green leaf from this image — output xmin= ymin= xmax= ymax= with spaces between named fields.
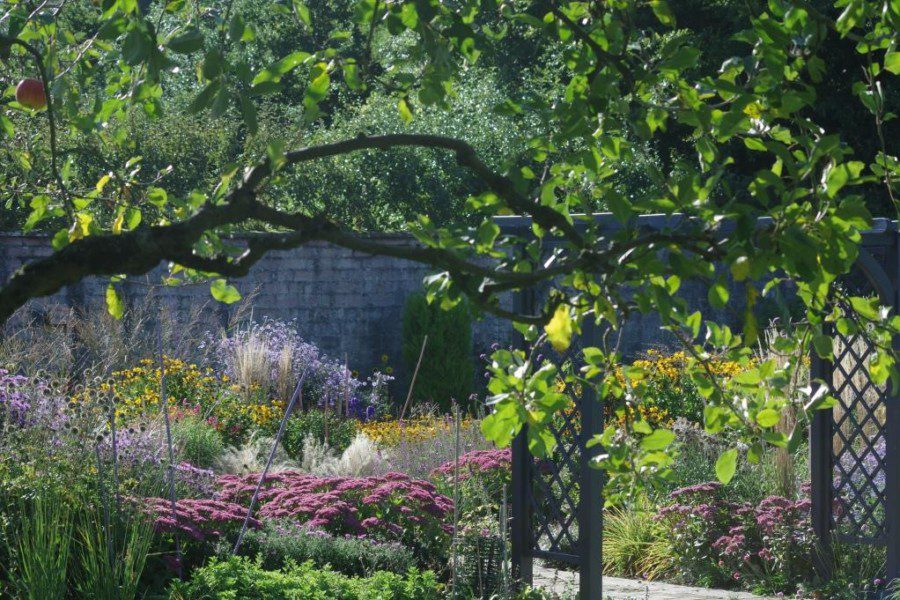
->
xmin=398 ymin=98 xmax=413 ymax=124
xmin=886 ymin=51 xmax=900 ymax=75
xmin=823 ymin=161 xmax=864 ymax=198
xmin=474 ymin=221 xmax=500 ymax=249
xmin=252 ymin=51 xmax=311 ymax=85
xmin=51 ymin=228 xmax=69 ymax=250
xmin=106 ymin=284 xmax=125 ymax=319
xmin=527 ymin=426 xmax=557 ymax=458
xmin=730 ymin=256 xmax=750 ymax=281
xmin=545 ymin=305 xmax=574 ymax=352
xmin=147 ymin=187 xmax=168 ymax=208
xmin=850 ymin=296 xmax=880 ymax=320
xmin=305 ymin=65 xmax=330 ymax=103
xmin=189 ymin=80 xmax=221 ymax=113
xmin=228 ymin=15 xmax=245 ymax=42
xmin=755 ymin=408 xmax=781 ymax=428
xmin=686 ymin=311 xmax=702 ymax=339
xmin=812 ymin=333 xmax=834 ymax=359
xmin=660 ymin=47 xmax=700 ymax=71
xmin=708 ymin=282 xmax=729 ymax=309
xmin=293 ymin=0 xmax=311 ymax=26
xmin=640 ymin=428 xmax=676 ymax=450
xmin=715 ymin=448 xmax=738 ymax=484
xmin=167 ymin=28 xmax=204 ymax=53
xmin=210 ymin=279 xmax=241 ymax=304
xmin=122 ymin=27 xmax=149 ymax=64
xmin=239 ymin=91 xmax=258 ymax=134
xmin=399 ymin=3 xmax=419 ymax=28
xmin=649 ymin=0 xmax=675 ymax=25
xmin=23 ymin=195 xmax=49 ymax=232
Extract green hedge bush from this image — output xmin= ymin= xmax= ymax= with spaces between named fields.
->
xmin=169 ymin=556 xmax=442 ymax=600
xmin=401 ymin=293 xmax=474 ymax=412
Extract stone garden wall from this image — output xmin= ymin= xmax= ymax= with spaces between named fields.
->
xmin=0 ymin=232 xmax=740 ymax=385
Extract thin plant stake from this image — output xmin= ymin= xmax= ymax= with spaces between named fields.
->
xmin=399 ymin=334 xmax=427 ymax=424
xmin=324 ymin=388 xmax=330 ymax=447
xmin=451 ymin=402 xmax=461 ymax=599
xmin=343 ymin=353 xmax=350 ymax=418
xmin=233 ymin=369 xmax=308 ymax=555
xmin=157 ymin=301 xmax=182 ymax=578
xmin=107 ymin=393 xmax=121 ymax=518
xmin=500 ymin=485 xmax=509 ymax=597
xmin=94 ymin=444 xmax=114 ymax=574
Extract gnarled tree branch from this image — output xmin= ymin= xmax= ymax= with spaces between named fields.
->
xmin=0 ymin=133 xmax=586 ymax=325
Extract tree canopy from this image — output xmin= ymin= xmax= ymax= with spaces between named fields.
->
xmin=1 ymin=0 xmax=898 ymax=495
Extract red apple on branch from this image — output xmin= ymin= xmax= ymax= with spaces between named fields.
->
xmin=15 ymin=78 xmax=47 ymax=110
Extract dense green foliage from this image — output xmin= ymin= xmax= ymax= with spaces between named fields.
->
xmin=4 ymin=0 xmax=894 ymax=234
xmin=226 ymin=523 xmax=417 ymax=576
xmin=402 ymin=292 xmax=474 ymax=411
xmin=172 ymin=416 xmax=225 ymax=469
xmin=281 ymin=409 xmax=358 ymax=460
xmin=168 ymin=556 xmax=442 ymax=600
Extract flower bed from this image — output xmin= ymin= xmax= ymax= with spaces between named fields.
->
xmin=431 ymin=448 xmax=511 ymax=482
xmin=144 ymin=497 xmax=259 ymax=541
xmin=216 ymin=471 xmax=453 ymax=559
xmin=656 ymin=481 xmax=815 ymax=592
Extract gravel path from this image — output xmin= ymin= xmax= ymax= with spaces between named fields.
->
xmin=533 ymin=565 xmax=771 ymax=600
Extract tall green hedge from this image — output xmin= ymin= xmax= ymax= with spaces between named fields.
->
xmin=401 ymin=294 xmax=474 ymax=412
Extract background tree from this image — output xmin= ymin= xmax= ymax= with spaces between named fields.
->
xmin=0 ymin=0 xmax=898 ymax=494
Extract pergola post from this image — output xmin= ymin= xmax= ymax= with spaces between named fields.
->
xmin=578 ymin=361 xmax=604 ymax=600
xmin=886 ymin=232 xmax=900 ymax=582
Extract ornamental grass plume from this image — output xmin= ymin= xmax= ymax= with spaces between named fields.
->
xmin=299 ymin=433 xmax=339 ymax=475
xmin=230 ymin=330 xmax=272 ymax=403
xmin=215 ymin=433 xmax=297 ymax=475
xmin=335 ymin=433 xmax=385 ymax=477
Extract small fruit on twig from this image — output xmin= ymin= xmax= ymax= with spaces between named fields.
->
xmin=15 ymin=78 xmax=47 ymax=110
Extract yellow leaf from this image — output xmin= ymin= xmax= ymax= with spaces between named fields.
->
xmin=545 ymin=305 xmax=573 ymax=352
xmin=112 ymin=209 xmax=124 ymax=234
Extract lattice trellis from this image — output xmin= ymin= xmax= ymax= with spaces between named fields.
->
xmin=810 ymin=227 xmax=900 ymax=583
xmin=529 ymin=339 xmax=586 ymax=560
xmin=831 ymin=328 xmax=888 ymax=543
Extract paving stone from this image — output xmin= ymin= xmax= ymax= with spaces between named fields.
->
xmin=533 ymin=565 xmax=770 ymax=600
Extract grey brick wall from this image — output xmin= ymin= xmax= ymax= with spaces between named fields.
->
xmin=0 ymin=233 xmax=514 ymax=385
xmin=0 ymin=233 xmax=738 ymax=384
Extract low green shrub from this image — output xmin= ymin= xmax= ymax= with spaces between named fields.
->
xmin=172 ymin=416 xmax=224 ymax=469
xmin=280 ymin=410 xmax=357 ymax=461
xmin=224 ymin=521 xmax=417 ymax=576
xmin=168 ymin=556 xmax=442 ymax=600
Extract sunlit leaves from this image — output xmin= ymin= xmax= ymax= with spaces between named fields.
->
xmin=545 ymin=305 xmax=574 ymax=352
xmin=105 ymin=284 xmax=125 ymax=319
xmin=2 ymin=0 xmax=899 ymax=498
xmin=715 ymin=449 xmax=738 ymax=484
xmin=210 ymin=279 xmax=241 ymax=304
xmin=886 ymin=51 xmax=900 ymax=75
xmin=251 ymin=51 xmax=311 ymax=88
